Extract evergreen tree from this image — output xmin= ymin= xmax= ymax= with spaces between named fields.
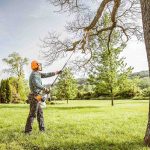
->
xmin=9 ymin=77 xmax=29 ymax=103
xmin=55 ymin=68 xmax=78 ymax=103
xmin=0 ymin=80 xmax=7 ymax=103
xmin=0 ymin=79 xmax=12 ymax=103
xmin=5 ymin=79 xmax=12 ymax=103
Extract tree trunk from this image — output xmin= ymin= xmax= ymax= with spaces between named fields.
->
xmin=140 ymin=0 xmax=150 ymax=146
xmin=111 ymin=94 xmax=114 ymax=106
xmin=110 ymin=84 xmax=114 ymax=107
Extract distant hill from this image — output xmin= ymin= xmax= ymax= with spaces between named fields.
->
xmin=131 ymin=70 xmax=149 ymax=78
xmin=77 ymin=71 xmax=150 ymax=82
xmin=44 ymin=71 xmax=149 ymax=88
xmin=77 ymin=78 xmax=87 ymax=85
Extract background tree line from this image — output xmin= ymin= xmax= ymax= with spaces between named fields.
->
xmin=0 ymin=52 xmax=150 ymax=104
xmin=51 ymin=69 xmax=150 ymax=102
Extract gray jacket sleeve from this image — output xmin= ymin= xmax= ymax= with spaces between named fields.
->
xmin=32 ymin=75 xmax=44 ymax=90
xmin=41 ymin=72 xmax=56 ymax=78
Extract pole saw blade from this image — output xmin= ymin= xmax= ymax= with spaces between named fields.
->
xmin=51 ymin=31 xmax=88 ymax=87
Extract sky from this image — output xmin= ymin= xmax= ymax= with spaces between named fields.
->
xmin=0 ymin=0 xmax=148 ymax=83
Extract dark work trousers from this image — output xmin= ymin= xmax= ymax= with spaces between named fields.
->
xmin=25 ymin=95 xmax=45 ymax=133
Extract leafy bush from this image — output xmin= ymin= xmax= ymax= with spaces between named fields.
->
xmin=118 ymin=89 xmax=139 ymax=99
xmin=141 ymin=87 xmax=150 ymax=97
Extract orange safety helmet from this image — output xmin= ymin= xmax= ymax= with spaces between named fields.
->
xmin=31 ymin=60 xmax=42 ymax=71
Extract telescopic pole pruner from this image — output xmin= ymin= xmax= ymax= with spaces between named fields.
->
xmin=48 ymin=31 xmax=89 ymax=102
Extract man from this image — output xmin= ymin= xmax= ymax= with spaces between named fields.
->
xmin=25 ymin=60 xmax=62 ymax=134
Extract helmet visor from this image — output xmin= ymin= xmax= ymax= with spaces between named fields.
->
xmin=38 ymin=63 xmax=42 ymax=71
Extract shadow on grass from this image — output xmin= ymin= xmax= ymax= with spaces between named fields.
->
xmin=0 ymin=104 xmax=102 ymax=110
xmin=47 ymin=106 xmax=102 ymax=110
xmin=64 ymin=140 xmax=145 ymax=150
xmin=21 ymin=137 xmax=146 ymax=150
xmin=65 ymin=140 xmax=146 ymax=150
xmin=0 ymin=104 xmax=27 ymax=109
xmin=115 ymin=100 xmax=149 ymax=105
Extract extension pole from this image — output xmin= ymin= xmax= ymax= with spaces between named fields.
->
xmin=51 ymin=31 xmax=88 ymax=87
xmin=49 ymin=31 xmax=89 ymax=103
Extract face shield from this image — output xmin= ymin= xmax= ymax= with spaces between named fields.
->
xmin=38 ymin=63 xmax=42 ymax=71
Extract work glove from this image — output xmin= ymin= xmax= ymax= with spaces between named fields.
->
xmin=43 ymin=87 xmax=50 ymax=94
xmin=56 ymin=70 xmax=63 ymax=74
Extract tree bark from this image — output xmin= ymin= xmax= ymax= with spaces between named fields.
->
xmin=110 ymin=88 xmax=114 ymax=106
xmin=140 ymin=0 xmax=150 ymax=146
xmin=111 ymin=93 xmax=114 ymax=106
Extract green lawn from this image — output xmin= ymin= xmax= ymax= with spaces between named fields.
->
xmin=0 ymin=100 xmax=149 ymax=150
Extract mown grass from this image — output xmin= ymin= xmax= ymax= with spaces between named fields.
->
xmin=0 ymin=100 xmax=149 ymax=150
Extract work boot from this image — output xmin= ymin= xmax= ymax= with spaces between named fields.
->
xmin=40 ymin=129 xmax=45 ymax=132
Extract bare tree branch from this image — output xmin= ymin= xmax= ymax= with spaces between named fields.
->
xmin=42 ymin=0 xmax=142 ymax=66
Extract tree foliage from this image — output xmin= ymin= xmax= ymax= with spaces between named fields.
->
xmin=1 ymin=52 xmax=30 ymax=102
xmin=55 ymin=68 xmax=78 ymax=102
xmin=138 ymin=77 xmax=150 ymax=90
xmin=88 ymin=46 xmax=132 ymax=105
xmin=86 ymin=13 xmax=133 ymax=105
xmin=0 ymin=79 xmax=12 ymax=103
xmin=118 ymin=77 xmax=140 ymax=99
xmin=42 ymin=0 xmax=141 ymax=66
xmin=2 ymin=52 xmax=28 ymax=78
xmin=0 ymin=77 xmax=30 ymax=103
xmin=9 ymin=77 xmax=29 ymax=103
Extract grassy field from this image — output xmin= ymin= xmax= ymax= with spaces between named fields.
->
xmin=0 ymin=100 xmax=149 ymax=150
